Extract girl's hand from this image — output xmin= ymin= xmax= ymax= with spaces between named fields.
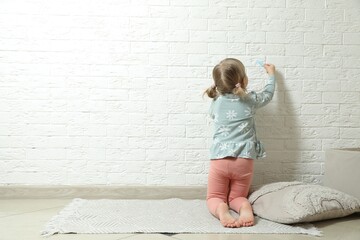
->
xmin=264 ymin=64 xmax=275 ymax=75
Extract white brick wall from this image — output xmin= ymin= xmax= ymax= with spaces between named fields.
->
xmin=0 ymin=0 xmax=359 ymax=186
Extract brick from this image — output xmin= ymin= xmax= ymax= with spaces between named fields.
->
xmin=146 ymin=125 xmax=185 ymax=137
xmin=322 ymin=92 xmax=359 ymax=104
xmin=306 ymin=9 xmax=343 ymax=21
xmin=170 ymin=0 xmax=208 ymax=6
xmin=343 ymin=58 xmax=360 ymax=69
xmin=322 ymin=139 xmax=358 ymax=150
xmin=186 ymin=102 xmax=209 ymax=114
xmin=249 ymin=0 xmax=285 ymax=8
xmin=148 ymin=0 xmax=169 ymax=5
xmin=340 ymin=104 xmax=360 ymax=116
xmin=186 ymin=174 xmax=208 ymax=185
xmin=266 ymin=56 xmax=303 ymax=68
xmin=108 ymin=173 xmax=147 ymax=185
xmin=185 ymin=150 xmax=209 ymax=161
xmin=170 ymin=42 xmax=207 ymax=54
xmin=228 ymin=31 xmax=266 ymax=43
xmin=302 ymin=80 xmax=340 ymax=92
xmin=340 ymin=128 xmax=360 ymax=139
xmin=166 ymin=161 xmax=205 ymax=174
xmin=150 ymin=6 xmax=188 ymax=18
xmin=287 ymin=0 xmax=325 ymax=9
xmin=344 ymin=9 xmax=360 ymax=22
xmin=146 ymin=149 xmax=184 ymax=161
xmin=301 ymin=127 xmax=339 ymax=139
xmin=247 ymin=19 xmax=286 ymax=32
xmin=324 ymin=21 xmax=360 ymax=33
xmin=325 ymin=45 xmax=360 ymax=57
xmin=209 ymin=0 xmax=248 ymax=7
xmin=149 ymin=54 xmax=188 ymax=66
xmin=168 ymin=137 xmax=206 ymax=149
xmin=301 ymin=104 xmax=339 ymax=115
xmin=295 ymin=92 xmax=322 ymax=104
xmin=286 ymin=68 xmax=322 ymax=80
xmin=189 ymin=7 xmax=227 ymax=18
xmin=190 ymin=30 xmax=227 ymax=42
xmin=266 ymin=32 xmax=303 ymax=44
xmin=169 ymin=18 xmax=207 ymax=30
xmin=304 ymin=57 xmax=342 ymax=68
xmin=188 ymin=54 xmax=222 ymax=66
xmin=168 ymin=113 xmax=206 ymax=125
xmin=287 ymin=21 xmax=323 ymax=32
xmin=147 ymin=174 xmax=186 ymax=185
xmin=128 ymin=137 xmax=167 ymax=149
xmin=286 ymin=45 xmax=322 ymax=56
xmin=301 ymin=151 xmax=324 ymax=163
xmin=186 ymin=125 xmax=209 ymax=138
xmin=286 ymin=115 xmax=325 ymax=127
xmin=304 ymin=33 xmax=342 ymax=44
xmin=0 ymin=148 xmax=26 ymax=161
xmin=208 ymin=19 xmax=246 ymax=31
xmin=326 ymin=0 xmax=360 ymax=9
xmin=247 ymin=44 xmax=285 ymax=56
xmin=208 ymin=43 xmax=246 ymax=55
xmin=229 ymin=8 xmax=267 ymax=19
xmin=282 ymin=163 xmax=322 ymax=175
xmin=131 ymin=42 xmax=169 ymax=53
xmin=267 ymin=8 xmax=304 ymax=20
xmin=285 ymin=139 xmax=322 ymax=151
xmin=168 ymin=66 xmax=207 ymax=78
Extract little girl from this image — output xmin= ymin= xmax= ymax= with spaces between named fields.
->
xmin=204 ymin=58 xmax=276 ymax=228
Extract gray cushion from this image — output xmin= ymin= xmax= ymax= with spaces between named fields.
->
xmin=248 ymin=182 xmax=360 ymax=224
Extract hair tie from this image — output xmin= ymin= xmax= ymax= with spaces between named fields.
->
xmin=235 ymin=83 xmax=241 ymax=88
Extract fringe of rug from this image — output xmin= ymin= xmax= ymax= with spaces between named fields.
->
xmin=41 ymin=198 xmax=83 ymax=237
xmin=297 ymin=223 xmax=323 ymax=237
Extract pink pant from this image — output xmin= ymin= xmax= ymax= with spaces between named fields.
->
xmin=207 ymin=157 xmax=254 ymax=216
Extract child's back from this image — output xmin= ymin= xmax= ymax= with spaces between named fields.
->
xmin=208 ymin=72 xmax=275 ymax=160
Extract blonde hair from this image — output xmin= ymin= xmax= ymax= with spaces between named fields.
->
xmin=204 ymin=58 xmax=248 ymax=99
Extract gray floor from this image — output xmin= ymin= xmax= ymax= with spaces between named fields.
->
xmin=0 ymin=199 xmax=359 ymax=240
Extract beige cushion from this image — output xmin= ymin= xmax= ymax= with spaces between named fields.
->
xmin=248 ymin=182 xmax=360 ymax=224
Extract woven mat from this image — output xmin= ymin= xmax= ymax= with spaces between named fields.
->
xmin=41 ymin=198 xmax=321 ymax=236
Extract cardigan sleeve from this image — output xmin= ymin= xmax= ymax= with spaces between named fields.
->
xmin=248 ymin=75 xmax=276 ymax=109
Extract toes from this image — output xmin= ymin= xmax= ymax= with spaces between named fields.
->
xmin=244 ymin=221 xmax=254 ymax=227
xmin=224 ymin=220 xmax=239 ymax=228
xmin=231 ymin=223 xmax=238 ymax=228
xmin=237 ymin=220 xmax=254 ymax=227
xmin=226 ymin=223 xmax=233 ymax=228
xmin=221 ymin=220 xmax=236 ymax=228
xmin=229 ymin=221 xmax=237 ymax=228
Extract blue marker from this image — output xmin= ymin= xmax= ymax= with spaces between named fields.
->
xmin=256 ymin=59 xmax=265 ymax=67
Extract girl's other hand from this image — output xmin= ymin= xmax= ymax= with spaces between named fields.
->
xmin=264 ymin=64 xmax=275 ymax=75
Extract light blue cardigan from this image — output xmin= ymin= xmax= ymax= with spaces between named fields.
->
xmin=209 ymin=75 xmax=275 ymax=160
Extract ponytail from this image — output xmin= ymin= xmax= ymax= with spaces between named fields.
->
xmin=232 ymin=86 xmax=247 ymax=98
xmin=203 ymin=85 xmax=218 ymax=99
xmin=232 ymin=75 xmax=248 ymax=98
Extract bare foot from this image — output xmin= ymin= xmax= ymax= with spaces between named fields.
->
xmin=216 ymin=202 xmax=239 ymax=228
xmin=237 ymin=201 xmax=254 ymax=227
